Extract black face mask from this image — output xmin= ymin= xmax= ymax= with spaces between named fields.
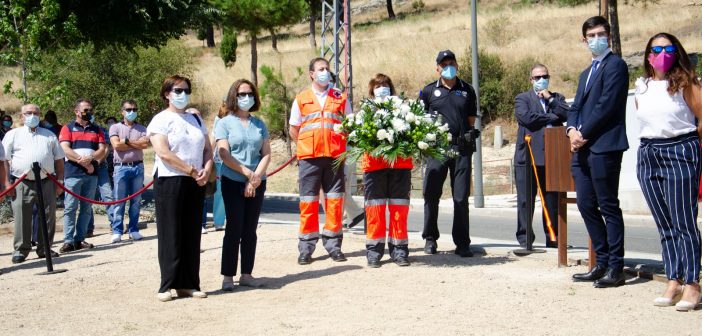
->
xmin=82 ymin=113 xmax=93 ymax=122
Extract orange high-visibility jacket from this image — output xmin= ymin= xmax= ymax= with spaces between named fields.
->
xmin=295 ymin=88 xmax=347 ymax=160
xmin=361 ymin=153 xmax=413 ymax=173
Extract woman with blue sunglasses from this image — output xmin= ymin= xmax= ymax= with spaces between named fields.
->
xmin=634 ymin=32 xmax=702 ymax=311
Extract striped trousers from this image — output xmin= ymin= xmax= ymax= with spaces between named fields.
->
xmin=637 ymin=132 xmax=702 ymax=284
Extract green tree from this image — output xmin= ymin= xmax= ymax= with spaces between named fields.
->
xmin=1 ymin=0 xmax=204 ymax=102
xmin=28 ymin=41 xmax=195 ymax=124
xmin=216 ymin=0 xmax=308 ymax=85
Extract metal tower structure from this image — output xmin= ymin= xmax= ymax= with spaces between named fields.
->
xmin=320 ymin=0 xmax=353 ymax=103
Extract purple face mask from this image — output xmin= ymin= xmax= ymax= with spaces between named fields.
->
xmin=648 ymin=51 xmax=676 ymax=73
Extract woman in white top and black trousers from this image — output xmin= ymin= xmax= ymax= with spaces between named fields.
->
xmin=635 ymin=33 xmax=702 ymax=311
xmin=147 ymin=75 xmax=214 ymax=302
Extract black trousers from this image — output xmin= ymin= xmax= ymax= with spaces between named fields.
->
xmin=154 ymin=176 xmax=205 ymax=293
xmin=422 ymin=152 xmax=472 ymax=248
xmin=515 ymin=165 xmax=559 ymax=245
xmin=221 ymin=177 xmax=266 ymax=277
xmin=571 ymin=149 xmax=625 ymax=270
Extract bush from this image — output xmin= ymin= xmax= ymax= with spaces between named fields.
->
xmin=258 ymin=65 xmax=292 ymax=135
xmin=26 ymin=40 xmax=195 ymax=125
xmin=411 ymin=0 xmax=425 ymax=11
xmin=458 ymin=50 xmax=535 ymax=122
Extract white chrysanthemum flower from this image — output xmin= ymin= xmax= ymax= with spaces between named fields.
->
xmin=439 ymin=123 xmax=450 ymax=132
xmin=376 ymin=129 xmax=388 ymax=140
xmin=425 ymin=133 xmax=436 ymax=141
xmin=392 ymin=97 xmax=402 ymax=108
xmin=391 ymin=118 xmax=409 ymax=133
xmin=355 ymin=112 xmax=364 ymax=125
xmin=349 ymin=130 xmax=357 ymax=139
xmin=345 ymin=113 xmax=354 ymax=120
xmin=374 ymin=97 xmax=383 ymax=104
xmin=387 ymin=130 xmax=395 ymax=144
xmin=375 ymin=109 xmax=389 ymax=119
xmin=333 ymin=124 xmax=343 ymax=133
xmin=447 ymin=133 xmax=453 ymax=141
xmin=418 ymin=141 xmax=429 ymax=150
xmin=400 ymin=104 xmax=411 ymax=115
xmin=405 ymin=113 xmax=416 ymax=123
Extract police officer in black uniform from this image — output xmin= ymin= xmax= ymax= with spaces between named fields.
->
xmin=420 ymin=50 xmax=478 ymax=258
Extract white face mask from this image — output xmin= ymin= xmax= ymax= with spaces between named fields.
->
xmin=374 ymin=86 xmax=391 ymax=99
xmin=170 ymin=92 xmax=190 ymax=109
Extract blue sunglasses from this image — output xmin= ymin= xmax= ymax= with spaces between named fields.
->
xmin=651 ymin=45 xmax=677 ymax=54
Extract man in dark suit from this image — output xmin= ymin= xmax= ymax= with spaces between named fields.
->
xmin=567 ymin=16 xmax=629 ymax=288
xmin=513 ymin=63 xmax=568 ymax=248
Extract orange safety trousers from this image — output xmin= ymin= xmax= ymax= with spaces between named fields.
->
xmin=363 ymin=166 xmax=412 ymax=260
xmin=298 ymin=157 xmax=345 ymax=255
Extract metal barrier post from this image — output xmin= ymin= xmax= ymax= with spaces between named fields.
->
xmin=33 ymin=162 xmax=67 ymax=275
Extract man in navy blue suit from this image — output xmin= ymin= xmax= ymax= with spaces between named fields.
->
xmin=513 ymin=63 xmax=569 ymax=248
xmin=567 ymin=16 xmax=629 ymax=288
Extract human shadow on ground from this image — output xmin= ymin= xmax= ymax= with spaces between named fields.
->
xmin=0 ymin=254 xmax=90 ymax=274
xmin=407 ymin=246 xmax=514 ymax=268
xmin=207 ymin=264 xmax=363 ymax=295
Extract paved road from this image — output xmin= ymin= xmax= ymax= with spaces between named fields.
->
xmin=258 ymin=197 xmax=662 ymax=255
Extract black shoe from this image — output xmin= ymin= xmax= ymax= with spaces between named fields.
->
xmin=348 ymin=213 xmax=365 ymax=228
xmin=297 ymin=254 xmax=312 ymax=265
xmin=424 ymin=239 xmax=437 ymax=255
xmin=75 ymin=241 xmax=94 ymax=250
xmin=394 ymin=257 xmax=410 ymax=266
xmin=86 ymin=231 xmax=94 ymax=238
xmin=572 ymin=265 xmax=607 ymax=282
xmin=59 ymin=243 xmax=76 ymax=253
xmin=455 ymin=246 xmax=474 ymax=258
xmin=367 ymin=257 xmax=381 ymax=268
xmin=545 ymin=240 xmax=558 ymax=248
xmin=594 ymin=268 xmax=625 ymax=288
xmin=330 ymin=251 xmax=347 ymax=262
xmin=31 ymin=241 xmax=37 ymax=247
xmin=11 ymin=255 xmax=26 ymax=264
xmin=36 ymin=250 xmax=59 ymax=258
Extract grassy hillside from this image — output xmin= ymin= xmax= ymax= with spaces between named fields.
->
xmin=192 ymin=0 xmax=701 ymax=116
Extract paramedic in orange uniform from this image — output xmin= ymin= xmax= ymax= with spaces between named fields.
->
xmin=289 ymin=57 xmax=351 ymax=265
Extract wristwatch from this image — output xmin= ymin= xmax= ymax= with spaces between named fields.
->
xmin=125 ymin=138 xmax=130 ymax=145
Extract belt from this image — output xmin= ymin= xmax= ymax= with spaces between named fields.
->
xmin=114 ymin=160 xmax=143 ymax=166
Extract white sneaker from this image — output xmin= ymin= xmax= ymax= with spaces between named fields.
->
xmin=157 ymin=291 xmax=173 ymax=302
xmin=201 ymin=227 xmax=207 ymax=234
xmin=129 ymin=232 xmax=143 ymax=241
xmin=111 ymin=234 xmax=122 ymax=243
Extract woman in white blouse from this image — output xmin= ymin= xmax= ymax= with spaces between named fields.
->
xmin=147 ymin=75 xmax=214 ymax=302
xmin=635 ymin=33 xmax=702 ymax=311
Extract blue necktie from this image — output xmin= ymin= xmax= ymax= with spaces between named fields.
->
xmin=586 ymin=60 xmax=600 ymax=87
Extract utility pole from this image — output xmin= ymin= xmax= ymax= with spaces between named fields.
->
xmin=470 ymin=0 xmax=484 ymax=208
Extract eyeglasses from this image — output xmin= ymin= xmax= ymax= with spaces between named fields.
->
xmin=651 ymin=45 xmax=677 ymax=54
xmin=532 ymin=75 xmax=550 ymax=80
xmin=123 ymin=108 xmax=138 ymax=112
xmin=237 ymin=92 xmax=254 ymax=98
xmin=172 ymin=88 xmax=191 ymax=95
xmin=82 ymin=108 xmax=93 ymax=113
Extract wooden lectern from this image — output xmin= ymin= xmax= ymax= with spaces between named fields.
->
xmin=544 ymin=126 xmax=596 ymax=268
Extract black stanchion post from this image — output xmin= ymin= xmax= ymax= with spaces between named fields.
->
xmin=513 ymin=137 xmax=546 ymax=256
xmin=32 ymin=162 xmax=67 ymax=275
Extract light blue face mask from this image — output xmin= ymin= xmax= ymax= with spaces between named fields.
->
xmin=237 ymin=95 xmax=255 ymax=111
xmin=440 ymin=65 xmax=457 ymax=80
xmin=2 ymin=121 xmax=12 ymax=128
xmin=125 ymin=111 xmax=138 ymax=122
xmin=533 ymin=78 xmax=549 ymax=91
xmin=587 ymin=36 xmax=609 ymax=56
xmin=374 ymin=86 xmax=391 ymax=99
xmin=24 ymin=115 xmax=39 ymax=128
xmin=170 ymin=92 xmax=190 ymax=109
xmin=315 ymin=71 xmax=330 ymax=86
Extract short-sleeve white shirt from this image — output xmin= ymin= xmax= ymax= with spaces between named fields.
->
xmin=289 ymin=87 xmax=352 ymax=126
xmin=146 ymin=110 xmax=208 ymax=177
xmin=2 ymin=126 xmax=65 ymax=180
